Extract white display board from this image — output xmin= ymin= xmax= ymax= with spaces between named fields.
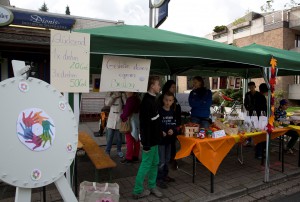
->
xmin=50 ymin=30 xmax=90 ymax=93
xmin=0 ymin=77 xmax=78 ymax=189
xmin=100 ymin=55 xmax=150 ymax=92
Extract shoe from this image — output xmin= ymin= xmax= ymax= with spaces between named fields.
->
xmin=150 ymin=187 xmax=163 ymax=198
xmin=132 ymin=189 xmax=150 ymax=199
xmin=243 ymin=140 xmax=252 ymax=147
xmin=120 ymin=158 xmax=132 ymax=164
xmin=255 ymin=156 xmax=262 ymax=159
xmin=292 ymin=147 xmax=299 ymax=152
xmin=285 ymin=149 xmax=296 ymax=155
xmin=118 ymin=152 xmax=124 ymax=158
xmin=164 ymin=176 xmax=175 ymax=182
xmin=132 ymin=156 xmax=139 ymax=163
xmin=156 ymin=181 xmax=168 ymax=189
xmin=170 ymin=160 xmax=178 ymax=170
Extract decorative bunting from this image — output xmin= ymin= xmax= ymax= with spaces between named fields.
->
xmin=267 ymin=57 xmax=277 ymax=134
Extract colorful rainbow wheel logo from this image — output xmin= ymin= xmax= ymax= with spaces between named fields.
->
xmin=17 ymin=108 xmax=55 ymax=152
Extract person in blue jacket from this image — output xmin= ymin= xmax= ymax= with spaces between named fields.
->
xmin=188 ymin=76 xmax=212 ymax=128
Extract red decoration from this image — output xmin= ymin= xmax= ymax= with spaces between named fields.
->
xmin=267 ymin=57 xmax=277 ymax=134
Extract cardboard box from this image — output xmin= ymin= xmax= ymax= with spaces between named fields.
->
xmin=184 ymin=123 xmax=199 ymax=137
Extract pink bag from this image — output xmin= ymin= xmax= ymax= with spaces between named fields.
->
xmin=79 ymin=181 xmax=119 ymax=202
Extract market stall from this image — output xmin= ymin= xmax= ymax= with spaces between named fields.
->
xmin=75 ymin=25 xmax=300 ymax=188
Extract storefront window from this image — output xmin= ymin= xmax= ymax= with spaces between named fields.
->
xmin=296 ymin=35 xmax=300 ymax=48
xmin=212 ymin=77 xmax=218 ymax=89
xmin=219 ymin=76 xmax=227 ymax=89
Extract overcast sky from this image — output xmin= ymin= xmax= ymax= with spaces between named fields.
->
xmin=9 ymin=0 xmax=293 ymax=37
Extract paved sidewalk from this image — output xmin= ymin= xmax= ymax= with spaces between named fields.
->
xmin=1 ymin=122 xmax=300 ymax=202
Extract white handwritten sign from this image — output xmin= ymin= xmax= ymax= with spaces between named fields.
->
xmin=50 ymin=30 xmax=90 ymax=92
xmin=100 ymin=55 xmax=150 ymax=92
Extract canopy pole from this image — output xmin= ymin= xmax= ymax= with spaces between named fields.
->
xmin=149 ymin=1 xmax=153 ymax=27
xmin=263 ymin=67 xmax=271 ymax=182
xmin=242 ymin=69 xmax=249 ymax=108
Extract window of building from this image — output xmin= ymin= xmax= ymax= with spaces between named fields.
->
xmin=219 ymin=76 xmax=227 ymax=89
xmin=233 ymin=26 xmax=250 ymax=34
xmin=296 ymin=35 xmax=300 ymax=48
xmin=234 ymin=78 xmax=241 ymax=89
xmin=212 ymin=77 xmax=218 ymax=89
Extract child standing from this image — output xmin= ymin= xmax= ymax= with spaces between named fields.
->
xmin=157 ymin=92 xmax=177 ymax=189
xmin=120 ymin=92 xmax=141 ymax=164
xmin=132 ymin=76 xmax=163 ymax=199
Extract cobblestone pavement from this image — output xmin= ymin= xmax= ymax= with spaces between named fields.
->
xmin=1 ymin=122 xmax=300 ymax=202
xmin=224 ymin=174 xmax=300 ymax=202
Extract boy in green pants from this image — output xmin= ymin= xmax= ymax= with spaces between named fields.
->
xmin=133 ymin=76 xmax=163 ymax=199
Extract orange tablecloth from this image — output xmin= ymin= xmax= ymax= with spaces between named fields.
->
xmin=251 ymin=128 xmax=289 ymax=145
xmin=175 ymin=135 xmax=236 ymax=175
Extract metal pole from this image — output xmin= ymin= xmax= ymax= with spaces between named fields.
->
xmin=264 ymin=67 xmax=271 ymax=182
xmin=149 ymin=1 xmax=153 ymax=27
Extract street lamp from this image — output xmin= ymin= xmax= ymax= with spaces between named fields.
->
xmin=149 ymin=0 xmax=166 ymax=27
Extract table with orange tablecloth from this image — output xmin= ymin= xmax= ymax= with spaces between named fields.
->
xmin=175 ymin=135 xmax=236 ymax=175
xmin=251 ymin=128 xmax=289 ymax=145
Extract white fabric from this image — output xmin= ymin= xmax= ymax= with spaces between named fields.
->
xmin=105 ymin=92 xmax=126 ymax=130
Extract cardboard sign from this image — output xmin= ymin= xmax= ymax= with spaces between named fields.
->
xmin=50 ymin=30 xmax=90 ymax=92
xmin=100 ymin=55 xmax=150 ymax=92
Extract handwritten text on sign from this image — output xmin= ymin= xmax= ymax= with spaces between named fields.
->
xmin=50 ymin=30 xmax=90 ymax=92
xmin=100 ymin=55 xmax=150 ymax=92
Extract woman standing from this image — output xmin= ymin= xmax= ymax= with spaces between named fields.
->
xmin=188 ymin=76 xmax=212 ymax=128
xmin=120 ymin=92 xmax=141 ymax=164
xmin=105 ymin=92 xmax=126 ymax=158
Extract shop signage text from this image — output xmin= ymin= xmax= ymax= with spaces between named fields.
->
xmin=12 ymin=10 xmax=75 ymax=30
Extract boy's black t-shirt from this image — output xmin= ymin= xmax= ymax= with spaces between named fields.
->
xmin=158 ymin=107 xmax=177 ymax=145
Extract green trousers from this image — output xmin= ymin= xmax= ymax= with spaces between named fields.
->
xmin=133 ymin=145 xmax=159 ymax=194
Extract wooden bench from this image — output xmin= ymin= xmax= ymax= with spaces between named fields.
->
xmin=78 ymin=131 xmax=116 ymax=182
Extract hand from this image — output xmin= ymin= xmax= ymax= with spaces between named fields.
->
xmin=22 ymin=111 xmax=38 ymax=127
xmin=163 ymin=131 xmax=167 ymax=137
xmin=167 ymin=129 xmax=173 ymax=136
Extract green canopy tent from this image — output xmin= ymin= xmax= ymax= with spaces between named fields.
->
xmin=243 ymin=43 xmax=300 ymax=75
xmin=76 ymin=25 xmax=272 ymax=77
xmin=75 ymin=25 xmax=300 ymax=184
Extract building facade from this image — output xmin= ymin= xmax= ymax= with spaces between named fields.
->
xmin=0 ymin=2 xmax=124 ymax=87
xmin=205 ymin=7 xmax=300 ymax=102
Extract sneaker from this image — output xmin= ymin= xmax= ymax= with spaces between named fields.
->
xmin=170 ymin=160 xmax=178 ymax=170
xmin=156 ymin=181 xmax=168 ymax=189
xmin=285 ymin=149 xmax=296 ymax=155
xmin=150 ymin=187 xmax=163 ymax=198
xmin=292 ymin=147 xmax=299 ymax=152
xmin=132 ymin=156 xmax=139 ymax=163
xmin=164 ymin=176 xmax=175 ymax=182
xmin=132 ymin=189 xmax=150 ymax=200
xmin=120 ymin=158 xmax=132 ymax=164
xmin=118 ymin=152 xmax=124 ymax=158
